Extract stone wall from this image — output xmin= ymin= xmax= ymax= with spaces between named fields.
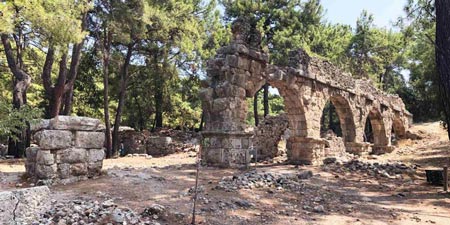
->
xmin=253 ymin=114 xmax=289 ymax=160
xmin=26 ymin=116 xmax=105 ymax=184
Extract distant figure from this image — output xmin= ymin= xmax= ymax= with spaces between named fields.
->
xmin=119 ymin=141 xmax=125 ymax=157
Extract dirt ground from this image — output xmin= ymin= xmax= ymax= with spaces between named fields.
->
xmin=1 ymin=122 xmax=450 ymax=225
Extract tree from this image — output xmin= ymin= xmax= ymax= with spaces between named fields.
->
xmin=435 ymin=0 xmax=450 ymax=139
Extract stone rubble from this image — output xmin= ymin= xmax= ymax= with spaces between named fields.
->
xmin=253 ymin=114 xmax=290 ymax=160
xmin=119 ymin=129 xmax=199 ymax=156
xmin=215 ymin=169 xmax=313 ymax=192
xmin=35 ymin=199 xmax=168 ymax=225
xmin=323 ymin=159 xmax=417 ymax=179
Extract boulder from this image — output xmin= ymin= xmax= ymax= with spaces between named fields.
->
xmin=0 ymin=186 xmax=51 ymax=225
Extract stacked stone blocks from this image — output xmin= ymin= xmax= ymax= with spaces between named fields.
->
xmin=26 ymin=116 xmax=105 ymax=184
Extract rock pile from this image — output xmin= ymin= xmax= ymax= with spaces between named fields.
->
xmin=323 ymin=159 xmax=417 ymax=179
xmin=253 ymin=114 xmax=290 ymax=160
xmin=215 ymin=170 xmax=313 ymax=192
xmin=26 ymin=116 xmax=105 ymax=184
xmin=322 ymin=130 xmax=346 ymax=157
xmin=119 ymin=129 xmax=199 ymax=156
xmin=36 ymin=199 xmax=158 ymax=225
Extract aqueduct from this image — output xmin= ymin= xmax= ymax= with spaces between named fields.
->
xmin=199 ymin=18 xmax=412 ymax=168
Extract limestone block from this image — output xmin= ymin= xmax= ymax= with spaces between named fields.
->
xmin=26 ymin=146 xmax=39 ymax=162
xmin=57 ymin=148 xmax=87 ymax=164
xmin=0 ymin=186 xmax=51 ymax=225
xmin=35 ymin=164 xmax=57 ymax=179
xmin=70 ymin=163 xmax=88 ymax=176
xmin=25 ymin=162 xmax=36 ymax=176
xmin=75 ymin=131 xmax=105 ymax=149
xmin=88 ymin=149 xmax=105 ymax=162
xmin=36 ymin=150 xmax=54 ymax=165
xmin=50 ymin=116 xmax=100 ymax=131
xmin=30 ymin=119 xmax=50 ymax=132
xmin=58 ymin=163 xmax=70 ymax=179
xmin=34 ymin=130 xmax=73 ymax=149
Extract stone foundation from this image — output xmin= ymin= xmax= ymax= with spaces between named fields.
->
xmin=26 ymin=116 xmax=105 ymax=184
xmin=201 ymin=131 xmax=253 ymax=168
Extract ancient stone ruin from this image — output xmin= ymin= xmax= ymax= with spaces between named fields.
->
xmin=253 ymin=114 xmax=290 ymax=160
xmin=200 ymin=17 xmax=412 ymax=168
xmin=26 ymin=116 xmax=105 ymax=184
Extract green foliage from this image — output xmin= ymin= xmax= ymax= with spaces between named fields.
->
xmin=0 ymin=100 xmax=42 ymax=142
xmin=246 ymin=90 xmax=285 ymax=125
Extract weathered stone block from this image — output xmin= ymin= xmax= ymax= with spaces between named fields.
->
xmin=36 ymin=150 xmax=54 ymax=165
xmin=0 ymin=186 xmax=51 ymax=225
xmin=57 ymin=148 xmax=87 ymax=164
xmin=35 ymin=164 xmax=57 ymax=179
xmin=88 ymin=149 xmax=105 ymax=162
xmin=58 ymin=163 xmax=71 ymax=179
xmin=30 ymin=119 xmax=50 ymax=132
xmin=50 ymin=116 xmax=100 ymax=131
xmin=75 ymin=131 xmax=105 ymax=149
xmin=71 ymin=163 xmax=88 ymax=176
xmin=26 ymin=146 xmax=39 ymax=162
xmin=34 ymin=130 xmax=73 ymax=149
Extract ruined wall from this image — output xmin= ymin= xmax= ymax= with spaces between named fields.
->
xmin=26 ymin=116 xmax=105 ymax=184
xmin=253 ymin=114 xmax=289 ymax=160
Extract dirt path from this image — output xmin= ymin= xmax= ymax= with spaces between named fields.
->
xmin=1 ymin=122 xmax=450 ymax=225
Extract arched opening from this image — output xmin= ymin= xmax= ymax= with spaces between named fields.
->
xmin=247 ymin=84 xmax=288 ymax=161
xmin=320 ymin=101 xmax=342 ymax=137
xmin=320 ymin=95 xmax=356 ymax=142
xmin=392 ymin=115 xmax=406 ymax=138
xmin=319 ymin=95 xmax=357 ymax=156
xmin=364 ymin=108 xmax=389 ymax=146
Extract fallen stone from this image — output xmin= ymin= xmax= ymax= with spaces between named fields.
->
xmin=0 ymin=186 xmax=51 ymax=225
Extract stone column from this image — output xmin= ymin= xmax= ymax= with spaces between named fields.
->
xmin=199 ymin=17 xmax=268 ymax=168
xmin=287 ymin=137 xmax=326 ymax=165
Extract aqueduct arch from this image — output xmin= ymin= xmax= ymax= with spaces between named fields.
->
xmin=199 ymin=18 xmax=412 ymax=167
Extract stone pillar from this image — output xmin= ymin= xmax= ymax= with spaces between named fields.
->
xmin=199 ymin=18 xmax=268 ymax=168
xmin=26 ymin=116 xmax=105 ymax=184
xmin=287 ymin=137 xmax=326 ymax=165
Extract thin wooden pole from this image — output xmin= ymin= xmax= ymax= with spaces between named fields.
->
xmin=191 ymin=145 xmax=201 ymax=224
xmin=444 ymin=166 xmax=448 ymax=192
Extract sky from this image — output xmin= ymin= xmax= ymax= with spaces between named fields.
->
xmin=321 ymin=0 xmax=408 ymax=29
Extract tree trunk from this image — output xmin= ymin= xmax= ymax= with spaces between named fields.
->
xmin=254 ymin=90 xmax=259 ymax=126
xmin=328 ymin=104 xmax=333 ymax=131
xmin=263 ymin=83 xmax=269 ymax=117
xmin=436 ymin=0 xmax=450 ymax=140
xmin=1 ymin=34 xmax=31 ymax=157
xmin=154 ymin=77 xmax=164 ymax=128
xmin=102 ymin=33 xmax=112 ymax=158
xmin=49 ymin=54 xmax=68 ymax=118
xmin=112 ymin=43 xmax=134 ymax=156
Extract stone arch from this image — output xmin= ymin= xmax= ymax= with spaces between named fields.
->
xmin=320 ymin=95 xmax=357 ymax=143
xmin=365 ymin=107 xmax=389 ymax=147
xmin=392 ymin=112 xmax=407 ymax=138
